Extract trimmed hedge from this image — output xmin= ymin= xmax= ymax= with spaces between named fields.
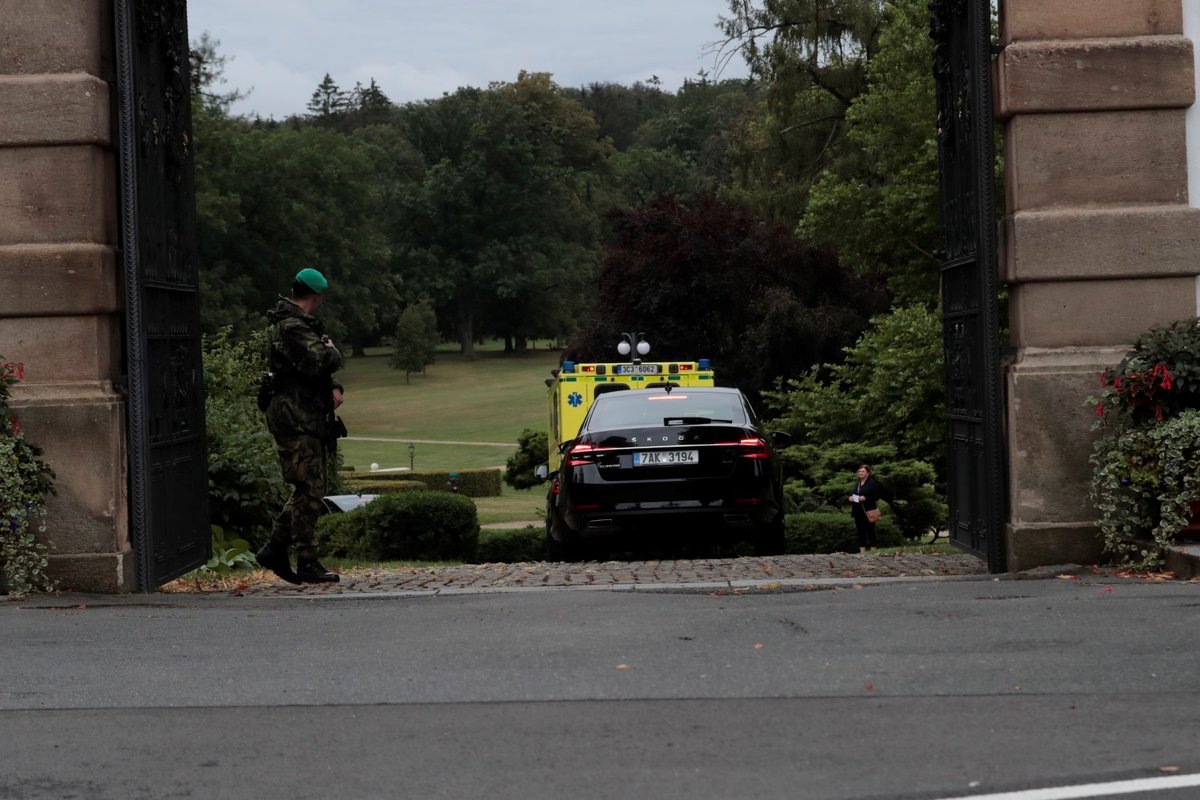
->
xmin=341 ymin=468 xmax=502 ymax=497
xmin=341 ymin=479 xmax=427 ymax=495
xmin=784 ymin=508 xmax=904 ymax=554
xmin=476 ymin=525 xmax=543 ymax=563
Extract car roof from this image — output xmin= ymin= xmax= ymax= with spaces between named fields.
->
xmin=595 ymin=386 xmax=743 ymax=399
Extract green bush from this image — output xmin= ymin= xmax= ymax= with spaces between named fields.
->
xmin=784 ymin=511 xmax=904 ymax=554
xmin=778 ymin=441 xmax=945 ymax=538
xmin=1090 ymin=409 xmax=1200 ymax=569
xmin=504 ymin=430 xmax=548 ymax=490
xmin=318 ymin=508 xmax=375 ymax=560
xmin=767 ymin=305 xmax=946 ymax=477
xmin=476 ymin=526 xmax=543 ymax=563
xmin=1093 ymin=316 xmax=1200 ymax=424
xmin=0 ymin=356 xmax=56 ymax=596
xmin=341 ymin=479 xmax=427 ymax=495
xmin=203 ymin=327 xmax=286 ymax=549
xmin=1088 ymin=318 xmax=1200 ymax=568
xmin=364 ymin=491 xmax=479 ymax=561
xmin=871 ymin=460 xmax=947 ymax=537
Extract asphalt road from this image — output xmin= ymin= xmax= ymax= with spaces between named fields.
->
xmin=3 ymin=574 xmax=1199 ymax=800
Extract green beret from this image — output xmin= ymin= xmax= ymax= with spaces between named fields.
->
xmin=295 ymin=267 xmax=328 ymax=294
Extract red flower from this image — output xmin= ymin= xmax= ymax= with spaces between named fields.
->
xmin=1152 ymin=362 xmax=1171 ymax=391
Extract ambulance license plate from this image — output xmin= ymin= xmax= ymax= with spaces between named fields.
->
xmin=616 ymin=364 xmax=661 ymax=375
xmin=633 ymin=450 xmax=698 ymax=466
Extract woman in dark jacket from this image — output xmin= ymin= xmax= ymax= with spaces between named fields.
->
xmin=848 ymin=464 xmax=882 ymax=553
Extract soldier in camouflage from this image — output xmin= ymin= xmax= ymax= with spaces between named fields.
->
xmin=255 ymin=267 xmax=344 ymax=584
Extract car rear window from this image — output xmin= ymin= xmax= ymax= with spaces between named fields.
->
xmin=587 ymin=392 xmax=749 ymax=429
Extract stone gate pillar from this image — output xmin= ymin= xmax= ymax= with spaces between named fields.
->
xmin=999 ymin=0 xmax=1199 ymax=569
xmin=0 ymin=0 xmax=134 ymax=591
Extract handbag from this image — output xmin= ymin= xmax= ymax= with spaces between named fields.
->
xmin=866 ymin=507 xmax=882 ymax=524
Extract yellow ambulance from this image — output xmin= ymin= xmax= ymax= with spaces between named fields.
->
xmin=544 ymin=358 xmax=715 ymax=471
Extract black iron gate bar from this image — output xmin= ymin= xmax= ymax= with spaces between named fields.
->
xmin=114 ymin=0 xmax=211 ymax=590
xmin=930 ymin=0 xmax=1007 ymax=572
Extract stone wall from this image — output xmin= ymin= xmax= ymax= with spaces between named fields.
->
xmin=998 ymin=0 xmax=1199 ymax=569
xmin=0 ymin=0 xmax=134 ymax=591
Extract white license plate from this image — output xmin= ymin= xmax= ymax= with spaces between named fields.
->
xmin=633 ymin=449 xmax=699 ymax=466
xmin=616 ymin=364 xmax=661 ymax=375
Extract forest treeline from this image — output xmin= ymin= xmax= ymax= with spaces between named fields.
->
xmin=192 ymin=0 xmax=952 ymax=478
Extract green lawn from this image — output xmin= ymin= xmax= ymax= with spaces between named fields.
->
xmin=336 ymin=341 xmax=559 ymax=472
xmin=474 ymin=487 xmax=544 ymax=526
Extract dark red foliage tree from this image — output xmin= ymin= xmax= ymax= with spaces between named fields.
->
xmin=565 ymin=193 xmax=888 ymax=402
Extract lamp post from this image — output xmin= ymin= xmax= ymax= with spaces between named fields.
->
xmin=408 ymin=443 xmax=415 ymax=471
xmin=617 ymin=332 xmax=650 ymax=364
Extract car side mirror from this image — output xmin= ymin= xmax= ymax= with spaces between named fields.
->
xmin=770 ymin=430 xmax=793 ymax=446
xmin=534 ymin=464 xmax=549 ymax=482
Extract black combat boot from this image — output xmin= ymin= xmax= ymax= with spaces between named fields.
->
xmin=255 ymin=541 xmax=300 ymax=585
xmin=295 ymin=549 xmax=339 ymax=583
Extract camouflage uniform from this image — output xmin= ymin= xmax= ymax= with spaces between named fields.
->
xmin=263 ymin=296 xmax=344 ymax=557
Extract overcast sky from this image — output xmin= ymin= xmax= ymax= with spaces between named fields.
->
xmin=186 ymin=0 xmax=750 ymax=119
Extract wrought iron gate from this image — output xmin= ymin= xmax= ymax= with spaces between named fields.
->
xmin=114 ymin=0 xmax=211 ymax=589
xmin=930 ymin=0 xmax=1006 ymax=572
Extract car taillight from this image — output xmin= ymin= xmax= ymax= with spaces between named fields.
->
xmin=737 ymin=437 xmax=769 ymax=459
xmin=566 ymin=443 xmax=612 ymax=467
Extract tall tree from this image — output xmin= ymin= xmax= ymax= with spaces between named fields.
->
xmin=389 ymin=300 xmax=439 ymax=382
xmin=191 ymin=35 xmax=257 ymax=334
xmin=635 ymin=77 xmax=759 ymax=186
xmin=566 ymin=192 xmax=887 ymax=401
xmin=396 ymin=73 xmax=611 ymax=356
xmin=800 ymin=0 xmax=951 ymax=304
xmin=564 ymin=80 xmax=673 ymax=151
xmin=189 ymin=32 xmax=247 ymax=112
xmin=197 ymin=124 xmax=394 ymax=348
xmin=717 ymin=0 xmax=887 ymax=222
xmin=307 ymin=73 xmax=351 ymax=120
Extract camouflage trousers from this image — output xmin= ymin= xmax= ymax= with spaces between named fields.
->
xmin=271 ymin=433 xmax=327 ymax=550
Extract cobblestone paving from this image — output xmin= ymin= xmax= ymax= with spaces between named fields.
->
xmin=218 ymin=553 xmax=993 ymax=597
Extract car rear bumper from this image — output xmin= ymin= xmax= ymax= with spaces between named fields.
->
xmin=561 ymin=501 xmax=781 ymax=541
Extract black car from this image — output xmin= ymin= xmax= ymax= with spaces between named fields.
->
xmin=544 ymin=386 xmax=789 ymax=560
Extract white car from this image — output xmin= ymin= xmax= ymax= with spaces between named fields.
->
xmin=320 ymin=494 xmax=379 ymax=514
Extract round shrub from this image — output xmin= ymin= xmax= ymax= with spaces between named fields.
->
xmin=318 ymin=508 xmax=375 ymax=560
xmin=365 ymin=491 xmax=479 ymax=561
